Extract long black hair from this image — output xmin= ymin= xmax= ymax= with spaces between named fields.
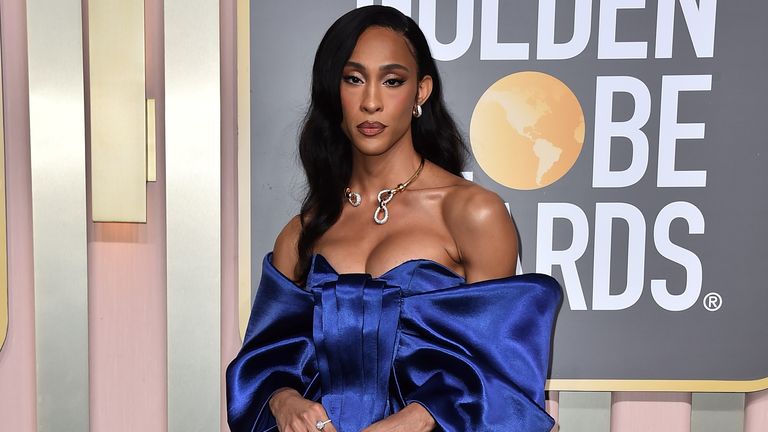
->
xmin=296 ymin=5 xmax=467 ymax=282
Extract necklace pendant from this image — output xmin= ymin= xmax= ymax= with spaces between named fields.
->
xmin=345 ymin=156 xmax=424 ymax=225
xmin=348 ymin=191 xmax=361 ymax=207
xmin=374 ymin=205 xmax=389 ymax=224
xmin=377 ymin=189 xmax=395 ymax=205
xmin=345 ymin=187 xmax=362 ymax=207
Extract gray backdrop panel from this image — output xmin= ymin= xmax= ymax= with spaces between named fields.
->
xmin=251 ymin=0 xmax=768 ymax=386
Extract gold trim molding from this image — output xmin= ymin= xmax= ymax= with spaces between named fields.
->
xmin=237 ymin=0 xmax=251 ymax=339
xmin=146 ymin=98 xmax=156 ymax=182
xmin=547 ymin=377 xmax=768 ymax=393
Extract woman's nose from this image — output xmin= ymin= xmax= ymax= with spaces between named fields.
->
xmin=361 ymin=84 xmax=382 ymax=113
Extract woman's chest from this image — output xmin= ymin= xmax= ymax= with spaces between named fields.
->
xmin=315 ymin=189 xmax=465 ymax=277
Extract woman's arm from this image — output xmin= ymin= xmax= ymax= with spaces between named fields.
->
xmin=264 ymin=216 xmax=343 ymax=432
xmin=270 ymin=388 xmax=338 ymax=432
xmin=272 ymin=214 xmax=303 ymax=282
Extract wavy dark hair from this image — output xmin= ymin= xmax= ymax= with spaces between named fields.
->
xmin=296 ymin=5 xmax=468 ymax=283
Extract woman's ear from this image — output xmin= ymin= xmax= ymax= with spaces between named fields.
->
xmin=416 ymin=75 xmax=433 ymax=106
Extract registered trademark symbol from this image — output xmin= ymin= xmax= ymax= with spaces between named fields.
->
xmin=703 ymin=292 xmax=722 ymax=312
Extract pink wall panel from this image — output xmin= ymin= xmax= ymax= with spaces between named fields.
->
xmin=220 ymin=0 xmax=241 ymax=431
xmin=745 ymin=390 xmax=768 ymax=432
xmin=546 ymin=391 xmax=559 ymax=432
xmin=87 ymin=224 xmax=167 ymax=432
xmin=86 ymin=0 xmax=167 ymax=430
xmin=0 ymin=1 xmax=38 ymax=430
xmin=611 ymin=392 xmax=691 ymax=432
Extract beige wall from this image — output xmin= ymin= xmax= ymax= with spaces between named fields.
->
xmin=0 ymin=0 xmax=766 ymax=431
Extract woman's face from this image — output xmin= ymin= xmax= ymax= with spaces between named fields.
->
xmin=339 ymin=26 xmax=432 ymax=156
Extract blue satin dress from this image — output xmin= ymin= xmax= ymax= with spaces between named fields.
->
xmin=226 ymin=252 xmax=561 ymax=432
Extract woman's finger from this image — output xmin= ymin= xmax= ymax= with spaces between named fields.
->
xmin=289 ymin=418 xmax=310 ymax=432
xmin=301 ymin=412 xmax=327 ymax=432
xmin=313 ymin=404 xmax=337 ymax=432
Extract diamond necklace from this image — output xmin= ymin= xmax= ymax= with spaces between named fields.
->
xmin=344 ymin=157 xmax=425 ymax=224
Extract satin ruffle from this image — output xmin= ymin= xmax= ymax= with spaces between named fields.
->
xmin=226 ymin=252 xmax=561 ymax=432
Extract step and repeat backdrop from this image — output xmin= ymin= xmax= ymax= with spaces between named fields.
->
xmin=250 ymin=0 xmax=768 ymax=391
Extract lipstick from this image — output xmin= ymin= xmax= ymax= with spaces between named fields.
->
xmin=357 ymin=121 xmax=386 ymax=137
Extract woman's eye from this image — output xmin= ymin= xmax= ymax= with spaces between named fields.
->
xmin=384 ymin=78 xmax=405 ymax=87
xmin=343 ymin=75 xmax=363 ymax=84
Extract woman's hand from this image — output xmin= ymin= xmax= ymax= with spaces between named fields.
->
xmin=361 ymin=403 xmax=436 ymax=432
xmin=269 ymin=388 xmax=338 ymax=432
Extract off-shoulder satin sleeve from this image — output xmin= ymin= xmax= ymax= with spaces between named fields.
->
xmin=226 ymin=253 xmax=561 ymax=432
xmin=225 ymin=256 xmax=319 ymax=432
xmin=393 ymin=274 xmax=561 ymax=432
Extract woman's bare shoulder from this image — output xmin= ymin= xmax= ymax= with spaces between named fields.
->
xmin=272 ymin=214 xmax=302 ymax=281
xmin=441 ymin=181 xmax=519 ymax=282
xmin=442 ymin=180 xmax=508 ymax=226
xmin=418 ymin=166 xmax=513 ymax=249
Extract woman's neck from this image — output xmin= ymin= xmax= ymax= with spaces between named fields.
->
xmin=348 ymin=145 xmax=425 ymax=199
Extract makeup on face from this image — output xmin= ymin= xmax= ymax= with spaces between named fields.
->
xmin=339 ymin=27 xmax=421 ymax=154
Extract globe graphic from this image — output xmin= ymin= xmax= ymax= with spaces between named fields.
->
xmin=470 ymin=71 xmax=585 ymax=190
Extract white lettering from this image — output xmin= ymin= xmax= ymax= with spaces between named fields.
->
xmin=657 ymin=74 xmax=711 ymax=187
xmin=537 ymin=0 xmax=592 ymax=60
xmin=536 ymin=203 xmax=589 ymax=310
xmin=651 ymin=201 xmax=705 ymax=311
xmin=356 ymin=0 xmax=411 ymax=16
xmin=598 ymin=0 xmax=648 ymax=59
xmin=593 ymin=76 xmax=651 ymax=188
xmin=655 ymin=0 xmax=717 ymax=58
xmin=360 ymin=0 xmax=718 ymax=61
xmin=419 ymin=0 xmax=474 ymax=61
xmin=480 ymin=0 xmax=529 ymax=60
xmin=502 ymin=202 xmax=525 ymax=276
xmin=592 ymin=203 xmax=646 ymax=310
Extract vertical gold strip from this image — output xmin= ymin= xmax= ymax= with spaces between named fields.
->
xmin=88 ymin=0 xmax=146 ymax=222
xmin=165 ymin=0 xmax=220 ymax=430
xmin=26 ymin=0 xmax=89 ymax=429
xmin=237 ymin=0 xmax=251 ymax=338
xmin=146 ymin=99 xmax=156 ymax=182
xmin=0 ymin=27 xmax=8 ymax=352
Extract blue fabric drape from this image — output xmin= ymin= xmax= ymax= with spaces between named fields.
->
xmin=226 ymin=252 xmax=560 ymax=432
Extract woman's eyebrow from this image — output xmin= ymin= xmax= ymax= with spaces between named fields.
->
xmin=345 ymin=61 xmax=366 ymax=70
xmin=345 ymin=61 xmax=410 ymax=73
xmin=379 ymin=63 xmax=409 ymax=72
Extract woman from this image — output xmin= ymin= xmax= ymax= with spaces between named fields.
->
xmin=227 ymin=6 xmax=560 ymax=432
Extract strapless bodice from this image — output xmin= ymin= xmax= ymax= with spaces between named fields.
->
xmin=226 ymin=252 xmax=561 ymax=432
xmin=306 ymin=252 xmax=466 ymax=294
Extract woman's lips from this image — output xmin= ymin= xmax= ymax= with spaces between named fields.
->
xmin=357 ymin=121 xmax=386 ymax=137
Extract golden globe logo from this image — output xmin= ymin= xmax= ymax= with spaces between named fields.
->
xmin=470 ymin=71 xmax=585 ymax=190
xmin=470 ymin=71 xmax=712 ymax=313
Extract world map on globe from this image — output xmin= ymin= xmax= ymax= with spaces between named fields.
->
xmin=470 ymin=71 xmax=585 ymax=190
